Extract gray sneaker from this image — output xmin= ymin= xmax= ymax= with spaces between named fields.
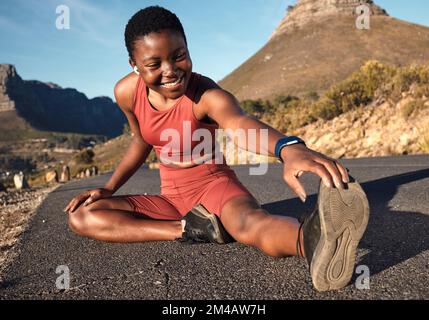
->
xmin=297 ymin=176 xmax=370 ymax=291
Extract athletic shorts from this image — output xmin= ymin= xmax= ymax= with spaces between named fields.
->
xmin=125 ymin=163 xmax=256 ymax=220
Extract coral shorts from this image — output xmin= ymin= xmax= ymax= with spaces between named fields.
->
xmin=125 ymin=163 xmax=255 ymax=220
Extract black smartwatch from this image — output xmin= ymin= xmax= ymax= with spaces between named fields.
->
xmin=275 ymin=136 xmax=306 ymax=163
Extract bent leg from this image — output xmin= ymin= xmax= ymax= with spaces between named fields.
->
xmin=220 ymin=196 xmax=304 ymax=258
xmin=68 ymin=195 xmax=182 ymax=243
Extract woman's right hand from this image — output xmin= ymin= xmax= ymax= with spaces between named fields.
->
xmin=63 ymin=188 xmax=114 ymax=214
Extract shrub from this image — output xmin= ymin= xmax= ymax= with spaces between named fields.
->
xmin=304 ymin=91 xmax=320 ymax=102
xmin=324 ymin=60 xmax=395 ymax=114
xmin=390 ymin=63 xmax=429 ymax=100
xmin=393 ymin=64 xmax=423 ymax=92
xmin=75 ymin=148 xmax=95 ymax=164
xmin=240 ymin=60 xmax=428 ymax=134
xmin=241 ymin=99 xmax=265 ymax=115
xmin=401 ymin=99 xmax=425 ymax=119
xmin=274 ymin=95 xmax=299 ymax=109
xmin=311 ymin=98 xmax=340 ymax=120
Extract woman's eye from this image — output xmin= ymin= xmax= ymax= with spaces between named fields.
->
xmin=146 ymin=63 xmax=160 ymax=68
xmin=175 ymin=53 xmax=186 ymax=60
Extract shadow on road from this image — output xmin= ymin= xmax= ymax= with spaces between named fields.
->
xmin=262 ymin=169 xmax=429 ymax=278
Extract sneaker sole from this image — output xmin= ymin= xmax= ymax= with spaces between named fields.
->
xmin=310 ymin=179 xmax=370 ymax=292
xmin=191 ymin=204 xmax=234 ymax=244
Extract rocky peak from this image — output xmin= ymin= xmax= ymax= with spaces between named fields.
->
xmin=270 ymin=0 xmax=388 ymax=40
xmin=0 ymin=64 xmax=23 ymax=112
xmin=0 ymin=64 xmax=18 ymax=84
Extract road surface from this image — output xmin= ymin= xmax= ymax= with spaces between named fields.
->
xmin=1 ymin=155 xmax=428 ymax=300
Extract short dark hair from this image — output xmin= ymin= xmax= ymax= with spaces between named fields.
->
xmin=125 ymin=6 xmax=187 ymax=61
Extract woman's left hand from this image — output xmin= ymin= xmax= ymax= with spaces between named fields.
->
xmin=280 ymin=143 xmax=350 ymax=202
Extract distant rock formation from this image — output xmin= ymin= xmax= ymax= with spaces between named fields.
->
xmin=219 ymin=0 xmax=429 ymax=101
xmin=0 ymin=65 xmax=17 ymax=112
xmin=270 ymin=0 xmax=388 ymax=40
xmin=0 ymin=64 xmax=126 ymax=138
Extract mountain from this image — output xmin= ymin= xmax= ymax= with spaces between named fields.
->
xmin=0 ymin=64 xmax=126 ymax=139
xmin=218 ymin=0 xmax=429 ymax=101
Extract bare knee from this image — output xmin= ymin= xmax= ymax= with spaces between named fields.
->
xmin=68 ymin=205 xmax=103 ymax=237
xmin=68 ymin=207 xmax=88 ymax=236
xmin=68 ymin=198 xmax=129 ymax=237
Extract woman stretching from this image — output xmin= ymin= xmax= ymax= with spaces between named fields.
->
xmin=64 ymin=6 xmax=369 ymax=292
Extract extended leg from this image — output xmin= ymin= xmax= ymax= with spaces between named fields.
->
xmin=220 ymin=195 xmax=304 ymax=257
xmin=220 ymin=179 xmax=370 ymax=292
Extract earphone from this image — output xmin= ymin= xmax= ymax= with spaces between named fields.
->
xmin=133 ymin=66 xmax=140 ymax=75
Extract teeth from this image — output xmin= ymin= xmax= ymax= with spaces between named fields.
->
xmin=161 ymin=77 xmax=182 ymax=87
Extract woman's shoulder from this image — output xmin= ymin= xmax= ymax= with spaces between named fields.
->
xmin=195 ymin=73 xmax=235 ymax=106
xmin=195 ymin=73 xmax=219 ymax=90
xmin=194 ymin=73 xmax=223 ymax=102
xmin=114 ymin=72 xmax=140 ymax=113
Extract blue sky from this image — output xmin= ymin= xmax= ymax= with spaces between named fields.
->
xmin=0 ymin=0 xmax=428 ymax=101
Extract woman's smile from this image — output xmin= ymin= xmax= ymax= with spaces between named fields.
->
xmin=160 ymin=74 xmax=185 ymax=89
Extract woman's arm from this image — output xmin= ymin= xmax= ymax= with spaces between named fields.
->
xmin=202 ymin=88 xmax=349 ymax=201
xmin=64 ymin=75 xmax=151 ymax=212
xmin=103 ymin=76 xmax=153 ymax=194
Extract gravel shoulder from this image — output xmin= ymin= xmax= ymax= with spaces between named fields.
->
xmin=0 ymin=184 xmax=60 ymax=281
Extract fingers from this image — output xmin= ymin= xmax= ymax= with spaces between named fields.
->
xmin=84 ymin=195 xmax=96 ymax=206
xmin=64 ymin=191 xmax=91 ymax=213
xmin=83 ymin=197 xmax=91 ymax=206
xmin=311 ymin=150 xmax=350 ymax=185
xmin=303 ymin=160 xmax=334 ymax=189
xmin=313 ymin=157 xmax=345 ymax=189
xmin=64 ymin=197 xmax=85 ymax=213
xmin=284 ymin=173 xmax=307 ymax=203
xmin=334 ymin=161 xmax=350 ymax=184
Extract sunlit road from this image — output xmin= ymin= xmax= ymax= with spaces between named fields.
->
xmin=1 ymin=155 xmax=428 ymax=299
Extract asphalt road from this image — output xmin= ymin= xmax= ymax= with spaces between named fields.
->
xmin=1 ymin=155 xmax=428 ymax=300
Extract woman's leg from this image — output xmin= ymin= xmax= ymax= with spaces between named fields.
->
xmin=68 ymin=196 xmax=183 ymax=243
xmin=219 ymin=195 xmax=304 ymax=258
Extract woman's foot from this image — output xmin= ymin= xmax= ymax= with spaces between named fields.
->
xmin=178 ymin=204 xmax=235 ymax=244
xmin=297 ymin=176 xmax=370 ymax=291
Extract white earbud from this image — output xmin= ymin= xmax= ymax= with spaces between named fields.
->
xmin=133 ymin=66 xmax=140 ymax=75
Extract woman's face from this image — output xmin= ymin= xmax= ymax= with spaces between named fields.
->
xmin=130 ymin=29 xmax=193 ymax=100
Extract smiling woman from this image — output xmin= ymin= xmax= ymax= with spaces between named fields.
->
xmin=131 ymin=31 xmax=192 ymax=106
xmin=125 ymin=7 xmax=193 ymax=107
xmin=64 ymin=5 xmax=369 ymax=293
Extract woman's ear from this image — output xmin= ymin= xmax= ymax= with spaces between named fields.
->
xmin=129 ymin=59 xmax=140 ymax=75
